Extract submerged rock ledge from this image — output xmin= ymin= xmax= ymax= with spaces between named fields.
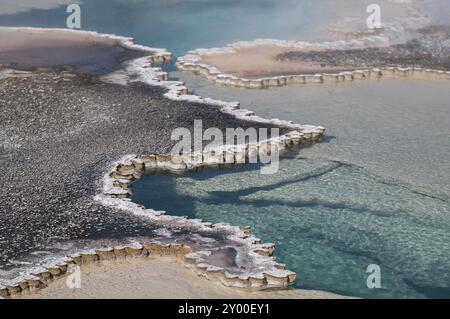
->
xmin=0 ymin=28 xmax=325 ymax=298
xmin=177 ymin=33 xmax=450 ymax=89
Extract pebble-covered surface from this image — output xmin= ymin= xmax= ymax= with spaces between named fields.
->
xmin=0 ymin=70 xmax=281 ymax=270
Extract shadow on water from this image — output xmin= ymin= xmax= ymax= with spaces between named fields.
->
xmin=132 ymin=154 xmax=450 ymax=299
xmin=132 ymin=162 xmax=262 ymax=219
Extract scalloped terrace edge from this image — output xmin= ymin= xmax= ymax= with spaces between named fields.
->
xmin=176 ymin=38 xmax=450 ymax=89
xmin=0 ymin=28 xmax=326 ymax=299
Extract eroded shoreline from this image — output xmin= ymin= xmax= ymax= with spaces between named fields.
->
xmin=22 ymin=256 xmax=349 ymax=299
xmin=176 ymin=26 xmax=450 ymax=89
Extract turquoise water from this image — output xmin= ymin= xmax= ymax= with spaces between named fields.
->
xmin=0 ymin=0 xmax=414 ymax=56
xmin=132 ymin=77 xmax=450 ymax=299
xmin=0 ymin=0 xmax=334 ymax=56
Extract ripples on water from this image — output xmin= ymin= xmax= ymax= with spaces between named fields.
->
xmin=177 ymin=74 xmax=450 ymax=198
xmin=1 ymin=0 xmax=450 ymax=298
xmin=134 ymin=76 xmax=450 ymax=299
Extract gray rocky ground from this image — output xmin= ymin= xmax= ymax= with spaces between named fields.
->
xmin=0 ymin=70 xmax=277 ymax=270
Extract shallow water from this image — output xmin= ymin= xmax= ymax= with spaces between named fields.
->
xmin=177 ymin=74 xmax=450 ymax=198
xmin=1 ymin=0 xmax=450 ymax=299
xmin=133 ymin=75 xmax=450 ymax=299
xmin=0 ymin=0 xmax=419 ymax=56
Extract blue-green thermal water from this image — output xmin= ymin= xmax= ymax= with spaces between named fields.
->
xmin=2 ymin=0 xmax=450 ymax=299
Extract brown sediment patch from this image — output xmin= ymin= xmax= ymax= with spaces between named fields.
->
xmin=0 ymin=57 xmax=325 ymax=299
xmin=20 ymin=256 xmax=349 ymax=299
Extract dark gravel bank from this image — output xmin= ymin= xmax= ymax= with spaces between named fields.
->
xmin=0 ymin=70 xmax=276 ymax=269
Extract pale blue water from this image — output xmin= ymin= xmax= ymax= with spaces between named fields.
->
xmin=0 ymin=0 xmax=415 ymax=56
xmin=2 ymin=0 xmax=450 ymax=299
xmin=133 ymin=155 xmax=450 ymax=299
xmin=0 ymin=0 xmax=337 ymax=56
